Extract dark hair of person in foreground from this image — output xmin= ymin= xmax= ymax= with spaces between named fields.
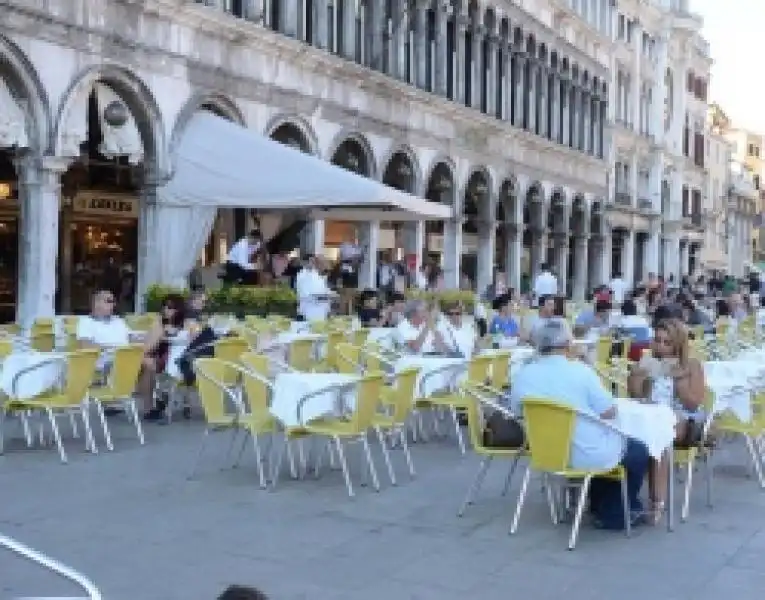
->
xmin=218 ymin=585 xmax=269 ymax=600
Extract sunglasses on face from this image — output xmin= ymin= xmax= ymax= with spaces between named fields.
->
xmin=447 ymin=311 xmax=462 ymax=316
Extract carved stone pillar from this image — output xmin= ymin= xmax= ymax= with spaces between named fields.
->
xmin=550 ymin=72 xmax=560 ymax=143
xmin=526 ymin=59 xmax=537 ymax=132
xmin=443 ymin=218 xmax=464 ymax=289
xmin=342 ymin=0 xmax=357 ymax=61
xmin=414 ymin=3 xmax=428 ymax=88
xmin=553 ymin=232 xmax=568 ymax=297
xmin=572 ymin=85 xmax=582 ymax=151
xmin=486 ymin=35 xmax=499 ymax=116
xmin=16 ymin=157 xmax=68 ymax=326
xmin=572 ymin=235 xmax=589 ymax=302
xmin=513 ymin=52 xmax=526 ymax=128
xmin=434 ymin=3 xmax=448 ymax=96
xmin=455 ymin=15 xmax=468 ymax=104
xmin=505 ymin=223 xmax=522 ymax=293
xmin=590 ymin=94 xmax=600 ymax=157
xmin=470 ymin=25 xmax=485 ymax=109
xmin=582 ymin=91 xmax=591 ymax=154
xmin=537 ymin=64 xmax=548 ymax=138
xmin=501 ymin=42 xmax=512 ymax=120
xmin=312 ymin=0 xmax=328 ymax=49
xmin=561 ymin=79 xmax=571 ymax=147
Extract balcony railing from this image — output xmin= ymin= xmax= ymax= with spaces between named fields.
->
xmin=638 ymin=198 xmax=653 ymax=211
xmin=615 ymin=192 xmax=632 ymax=206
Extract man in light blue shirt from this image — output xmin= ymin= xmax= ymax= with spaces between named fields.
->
xmin=510 ymin=318 xmax=649 ymax=529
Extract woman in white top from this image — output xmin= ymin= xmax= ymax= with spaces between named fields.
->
xmin=627 ymin=319 xmax=706 ymax=524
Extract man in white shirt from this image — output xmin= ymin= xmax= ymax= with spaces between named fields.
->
xmin=296 ymin=255 xmax=332 ymax=321
xmin=223 ymin=229 xmax=262 ymax=285
xmin=76 ymin=289 xmax=131 ymax=372
xmin=609 ymin=272 xmax=629 ymax=306
xmin=338 ymin=237 xmax=363 ymax=289
xmin=436 ymin=302 xmax=476 ymax=358
xmin=395 ymin=299 xmax=446 ymax=354
xmin=532 ymin=264 xmax=558 ymax=307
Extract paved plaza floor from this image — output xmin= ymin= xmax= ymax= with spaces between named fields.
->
xmin=2 ymin=417 xmax=765 ymax=600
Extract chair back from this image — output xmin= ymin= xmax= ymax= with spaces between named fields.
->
xmin=336 ymin=343 xmax=361 ymax=375
xmin=106 ymin=345 xmax=145 ymax=396
xmin=489 ymin=351 xmax=511 ymax=389
xmin=388 ymin=367 xmax=419 ymax=423
xmin=595 ymin=336 xmax=612 ymax=364
xmin=353 ymin=329 xmax=370 ymax=347
xmin=466 ymin=355 xmax=492 ymax=386
xmin=309 ymin=321 xmax=329 ymax=334
xmin=465 ymin=394 xmax=488 ymax=451
xmin=240 ymin=367 xmax=271 ymax=416
xmin=240 ymin=352 xmax=269 ymax=376
xmin=31 ymin=318 xmax=55 ymax=332
xmin=125 ymin=314 xmax=155 ymax=332
xmin=214 ymin=337 xmax=248 ymax=362
xmin=350 ymin=372 xmax=385 ymax=430
xmin=30 ymin=332 xmax=56 ymax=353
xmin=324 ymin=331 xmax=345 ymax=369
xmin=63 ymin=350 xmax=100 ymax=403
xmin=0 ymin=339 xmax=12 ymax=360
xmin=289 ymin=339 xmax=315 ymax=371
xmin=521 ymin=397 xmax=576 ymax=472
xmin=194 ymin=358 xmax=235 ymax=422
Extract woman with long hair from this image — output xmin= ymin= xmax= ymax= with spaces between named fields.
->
xmin=627 ymin=319 xmax=706 ymax=524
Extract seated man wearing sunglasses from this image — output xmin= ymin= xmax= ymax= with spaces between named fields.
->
xmin=76 ymin=289 xmax=131 ymax=372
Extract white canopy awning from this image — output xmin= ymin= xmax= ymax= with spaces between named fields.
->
xmin=159 ymin=112 xmax=451 ymax=221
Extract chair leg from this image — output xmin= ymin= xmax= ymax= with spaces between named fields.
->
xmin=94 ymin=401 xmax=114 ymax=452
xmin=362 ymin=436 xmax=380 ymax=492
xmin=269 ymin=437 xmax=289 ymax=491
xmin=80 ymin=404 xmax=98 ymax=455
xmin=620 ymin=476 xmax=632 ymax=538
xmin=509 ymin=466 xmax=531 ymax=534
xmin=252 ymin=433 xmax=267 ymax=489
xmin=333 ymin=436 xmax=355 ymax=497
xmin=399 ymin=427 xmax=416 ymax=478
xmin=187 ymin=429 xmax=210 ymax=480
xmin=545 ymin=474 xmax=559 ymax=525
xmin=286 ymin=440 xmax=298 ymax=479
xmin=457 ymin=456 xmax=492 ymax=517
xmin=46 ymin=408 xmax=67 ymax=464
xmin=744 ymin=435 xmax=765 ymax=488
xmin=681 ymin=460 xmax=694 ymax=522
xmin=500 ymin=455 xmax=521 ymax=497
xmin=68 ymin=411 xmax=79 ymax=439
xmin=232 ymin=430 xmax=249 ymax=468
xmin=568 ymin=475 xmax=592 ymax=550
xmin=451 ymin=407 xmax=466 ymax=455
xmin=127 ymin=399 xmax=145 ymax=445
xmin=704 ymin=452 xmax=714 ymax=508
xmin=224 ymin=429 xmax=241 ymax=466
xmin=21 ymin=412 xmax=32 ymax=447
xmin=375 ymin=426 xmax=397 ymax=486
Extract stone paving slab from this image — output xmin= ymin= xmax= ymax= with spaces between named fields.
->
xmin=1 ymin=417 xmax=765 ymax=600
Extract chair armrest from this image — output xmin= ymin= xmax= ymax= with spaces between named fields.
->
xmin=11 ymin=356 xmax=66 ymax=398
xmin=193 ymin=360 xmax=243 ymax=413
xmin=296 ymin=380 xmax=358 ymax=424
xmin=420 ymin=362 xmax=467 ymax=392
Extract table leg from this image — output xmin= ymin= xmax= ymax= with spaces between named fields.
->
xmin=666 ymin=446 xmax=675 ymax=532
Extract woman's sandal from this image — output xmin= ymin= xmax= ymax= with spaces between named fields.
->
xmin=646 ymin=500 xmax=665 ymax=526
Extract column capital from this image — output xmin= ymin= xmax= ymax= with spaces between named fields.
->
xmin=456 ymin=15 xmax=470 ymax=31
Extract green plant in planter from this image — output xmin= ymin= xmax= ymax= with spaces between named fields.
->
xmin=144 ymin=284 xmax=296 ymax=317
xmin=404 ymin=289 xmax=476 ymax=311
xmin=144 ymin=285 xmax=189 ymax=312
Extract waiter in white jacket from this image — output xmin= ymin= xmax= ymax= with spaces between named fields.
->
xmin=295 ymin=255 xmax=332 ymax=321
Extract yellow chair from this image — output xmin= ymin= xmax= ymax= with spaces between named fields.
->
xmin=674 ymin=388 xmax=716 ymax=522
xmin=316 ymin=330 xmax=345 ymax=372
xmin=30 ymin=332 xmax=56 ymax=353
xmin=0 ymin=339 xmax=12 ymax=360
xmin=9 ymin=349 xmax=100 ymax=463
xmin=488 ymin=351 xmax=511 ymax=390
xmin=214 ymin=337 xmax=249 ymax=363
xmin=595 ymin=336 xmax=612 ymax=364
xmin=240 ymin=351 xmax=270 ymax=378
xmin=353 ymin=329 xmax=370 ymax=347
xmin=274 ymin=373 xmax=385 ymax=497
xmin=88 ymin=344 xmax=146 ymax=449
xmin=125 ymin=314 xmax=156 ymax=332
xmin=713 ymin=389 xmax=765 ymax=489
xmin=458 ymin=393 xmax=525 ymax=517
xmin=31 ymin=317 xmax=55 ymax=332
xmin=190 ymin=358 xmax=277 ymax=484
xmin=510 ymin=397 xmax=631 ymax=549
xmin=335 ymin=343 xmax=361 ymax=375
xmin=370 ymin=366 xmax=419 ymax=484
xmin=413 ymin=355 xmax=493 ymax=455
xmin=0 ymin=323 xmax=21 ymax=335
xmin=288 ymin=338 xmax=316 ymax=372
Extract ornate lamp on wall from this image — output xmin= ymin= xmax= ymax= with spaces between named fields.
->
xmin=0 ymin=182 xmax=10 ymax=201
xmin=103 ymin=101 xmax=129 ymax=128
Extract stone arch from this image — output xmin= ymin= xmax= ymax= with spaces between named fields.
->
xmin=381 ymin=144 xmax=421 ymax=194
xmin=590 ymin=199 xmax=604 ymax=237
xmin=329 ymin=132 xmax=375 ymax=178
xmin=424 ymin=159 xmax=456 ymax=204
xmin=497 ymin=176 xmax=519 ymax=224
xmin=463 ymin=167 xmax=493 ymax=229
xmin=548 ymin=187 xmax=568 ymax=234
xmin=0 ymin=33 xmax=52 ymax=152
xmin=170 ymin=92 xmax=245 ymax=157
xmin=53 ymin=63 xmax=166 ymax=172
xmin=264 ymin=113 xmax=319 ymax=155
xmin=571 ymin=193 xmax=588 ymax=237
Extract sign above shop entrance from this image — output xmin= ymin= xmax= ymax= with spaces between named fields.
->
xmin=73 ymin=195 xmax=138 ymax=218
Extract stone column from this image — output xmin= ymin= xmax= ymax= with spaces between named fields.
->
xmin=486 ymin=35 xmax=498 ymax=116
xmin=651 ymin=35 xmax=668 ymax=143
xmin=455 ymin=15 xmax=468 ymax=104
xmin=312 ymin=0 xmax=328 ymax=49
xmin=342 ymin=0 xmax=358 ymax=61
xmin=358 ymin=220 xmax=380 ymax=289
xmin=442 ymin=218 xmax=463 ymax=289
xmin=402 ymin=220 xmax=425 ymax=275
xmin=679 ymin=242 xmax=689 ymax=277
xmin=621 ymin=229 xmax=635 ymax=287
xmin=553 ymin=233 xmax=568 ymax=297
xmin=561 ymin=79 xmax=570 ymax=147
xmin=537 ymin=64 xmax=548 ymax=138
xmin=434 ymin=3 xmax=448 ymax=96
xmin=529 ymin=228 xmax=546 ymax=281
xmin=572 ymin=235 xmax=589 ymax=302
xmin=588 ymin=235 xmax=605 ymax=291
xmin=582 ymin=91 xmax=591 ymax=154
xmin=501 ymin=42 xmax=512 ymax=120
xmin=599 ymin=100 xmax=607 ymax=159
xmin=15 ymin=157 xmax=68 ymax=327
xmin=590 ymin=94 xmax=600 ymax=156
xmin=301 ymin=219 xmax=326 ymax=256
xmin=280 ymin=0 xmax=299 ymax=37
xmin=513 ymin=52 xmax=526 ymax=129
xmin=505 ymin=223 xmax=522 ymax=293
xmin=550 ymin=72 xmax=560 ymax=143
xmin=526 ymin=59 xmax=537 ymax=132
xmin=476 ymin=220 xmax=496 ymax=296
xmin=646 ymin=221 xmax=661 ymax=277
xmin=571 ymin=85 xmax=581 ymax=149
xmin=368 ymin=0 xmax=385 ymax=70
xmin=470 ymin=25 xmax=484 ymax=109
xmin=414 ymin=2 xmax=428 ymax=88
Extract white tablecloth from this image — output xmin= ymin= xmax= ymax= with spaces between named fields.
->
xmin=394 ymin=356 xmax=467 ymax=398
xmin=366 ymin=327 xmax=395 ymax=350
xmin=0 ymin=351 xmax=64 ymax=400
xmin=614 ymin=398 xmax=677 ymax=459
xmin=271 ymin=372 xmax=358 ymax=427
xmin=704 ymin=360 xmax=763 ymax=422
